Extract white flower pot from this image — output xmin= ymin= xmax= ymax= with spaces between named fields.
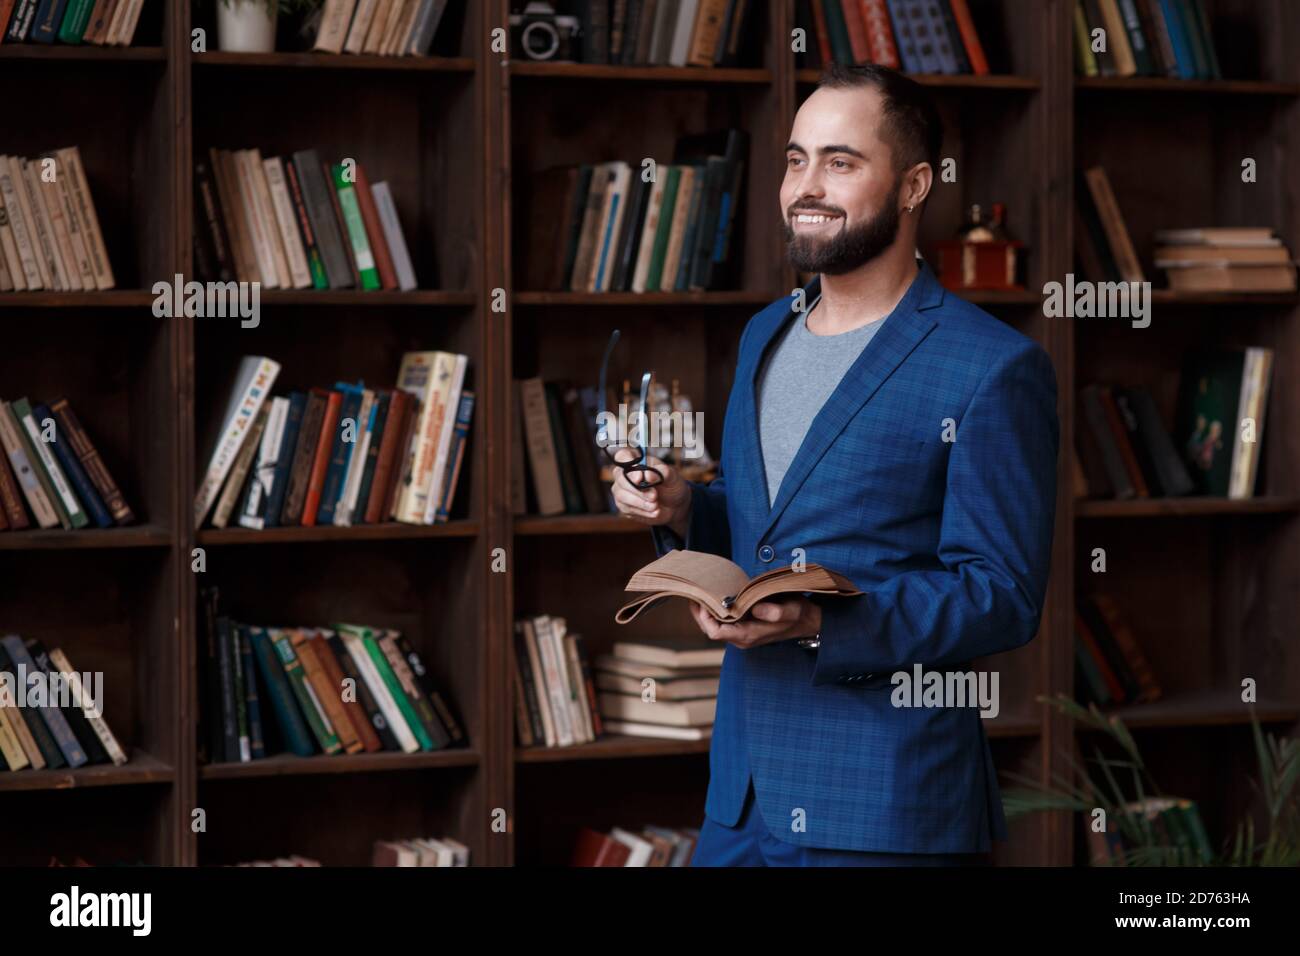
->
xmin=216 ymin=0 xmax=278 ymax=54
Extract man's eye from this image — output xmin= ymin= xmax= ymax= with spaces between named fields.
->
xmin=831 ymin=159 xmax=849 ymax=170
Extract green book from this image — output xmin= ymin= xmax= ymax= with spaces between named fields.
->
xmin=10 ymin=397 xmax=86 ymax=529
xmin=331 ymin=164 xmax=381 ymax=290
xmin=270 ymin=628 xmax=342 ymax=755
xmin=56 ymin=0 xmax=95 ymax=44
xmin=339 ymin=624 xmax=433 ymax=751
xmin=821 ymin=0 xmax=854 ymax=65
xmin=644 ymin=165 xmax=681 ymax=292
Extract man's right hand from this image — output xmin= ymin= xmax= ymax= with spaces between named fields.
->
xmin=609 ymin=449 xmax=691 ymax=539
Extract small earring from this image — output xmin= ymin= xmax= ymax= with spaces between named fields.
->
xmin=906 ymin=204 xmax=915 ymax=212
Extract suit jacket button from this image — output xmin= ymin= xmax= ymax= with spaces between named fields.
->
xmin=758 ymin=545 xmax=775 ymax=562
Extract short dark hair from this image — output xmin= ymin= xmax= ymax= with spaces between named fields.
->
xmin=816 ymin=63 xmax=943 ymax=174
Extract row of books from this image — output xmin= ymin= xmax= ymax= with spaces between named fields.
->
xmin=1076 ymin=349 xmax=1272 ymax=502
xmin=0 ymin=396 xmax=134 ymax=531
xmin=513 ymin=615 xmax=602 ymax=748
xmin=194 ymin=147 xmax=417 ymax=292
xmin=1088 ymin=797 xmax=1213 ymax=866
xmin=560 ymin=0 xmax=756 ymax=68
xmin=311 ymin=0 xmax=450 ymax=56
xmin=1075 ymin=166 xmax=1296 ymax=292
xmin=373 ymin=834 xmax=470 ymax=866
xmin=514 ymin=377 xmax=610 ymax=517
xmin=0 ymin=634 xmax=127 ymax=772
xmin=796 ymin=0 xmax=990 ymax=76
xmin=1073 ymin=0 xmax=1221 ymax=80
xmin=521 ymin=128 xmax=748 ymax=293
xmin=199 ymin=592 xmax=465 ymax=764
xmin=195 ymin=351 xmax=473 ymax=530
xmin=1 ymin=0 xmax=144 ymax=46
xmin=1154 ymin=228 xmax=1297 ymax=294
xmin=0 ymin=146 xmax=115 ymax=293
xmin=573 ymin=823 xmax=699 ymax=866
xmin=1074 ymin=594 xmax=1161 ymax=709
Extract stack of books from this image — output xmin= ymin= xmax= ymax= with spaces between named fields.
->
xmin=372 ymin=835 xmax=470 ymax=866
xmin=513 ymin=377 xmax=608 ymax=517
xmin=520 ymin=129 xmax=748 ymax=293
xmin=572 ymin=824 xmax=700 ymax=866
xmin=0 ymin=634 xmax=128 ymax=773
xmin=796 ymin=0 xmax=990 ymax=76
xmin=195 ymin=148 xmax=417 ymax=291
xmin=1074 ymin=594 xmax=1162 ymax=709
xmin=2 ymin=0 xmax=145 ymax=47
xmin=1075 ymin=166 xmax=1144 ymax=284
xmin=0 ymin=396 xmax=134 ymax=532
xmin=512 ymin=614 xmax=601 ymax=749
xmin=198 ymin=592 xmax=465 ymax=764
xmin=561 ymin=0 xmax=757 ymax=67
xmin=0 ymin=146 xmax=115 ymax=294
xmin=195 ymin=351 xmax=473 ymax=530
xmin=1154 ymin=228 xmax=1296 ymax=293
xmin=311 ymin=0 xmax=451 ymax=57
xmin=1073 ymin=0 xmax=1221 ymax=80
xmin=595 ymin=639 xmax=722 ymax=741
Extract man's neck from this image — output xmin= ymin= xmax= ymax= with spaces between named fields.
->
xmin=809 ymin=243 xmax=920 ymax=335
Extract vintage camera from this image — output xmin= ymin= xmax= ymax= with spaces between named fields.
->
xmin=508 ymin=2 xmax=582 ymax=62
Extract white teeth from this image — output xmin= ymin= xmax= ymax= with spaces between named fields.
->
xmin=795 ymin=214 xmax=837 ymax=224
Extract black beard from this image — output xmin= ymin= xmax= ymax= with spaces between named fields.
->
xmin=783 ymin=183 xmax=903 ymax=275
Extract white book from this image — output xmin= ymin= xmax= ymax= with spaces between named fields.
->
xmin=649 ymin=0 xmax=679 ymax=64
xmin=518 ymin=620 xmax=556 ymax=747
xmin=631 ymin=170 xmax=669 ymax=292
xmin=438 ymin=836 xmax=470 ymax=866
xmin=344 ymin=0 xmax=380 ymax=53
xmin=8 ymin=156 xmax=51 ymax=290
xmin=532 ymin=616 xmax=576 ymax=747
xmin=0 ymin=157 xmax=44 ymax=290
xmin=420 ymin=353 xmax=467 ymax=524
xmin=363 ymin=0 xmax=395 ymax=53
xmin=586 ymin=162 xmax=631 ymax=292
xmin=313 ymin=0 xmax=359 ymax=53
xmin=18 ymin=159 xmax=63 ymax=290
xmin=18 ymin=403 xmax=86 ymax=528
xmin=561 ymin=626 xmax=594 ymax=742
xmin=212 ymin=404 xmax=268 ymax=530
xmin=51 ymin=157 xmax=97 ymax=290
xmin=609 ymin=827 xmax=655 ymax=866
xmin=371 ymin=182 xmax=417 ymax=290
xmin=195 ymin=356 xmax=281 ymax=528
xmin=0 ymin=403 xmax=59 ymax=528
xmin=236 ymin=149 xmax=285 ymax=289
xmin=334 ymin=388 xmax=375 ymax=526
xmin=393 ymin=351 xmax=451 ymax=522
xmin=601 ymin=719 xmax=712 ymax=741
xmin=238 ymin=395 xmax=290 ymax=529
xmin=340 ymin=630 xmax=420 ymax=753
xmin=56 ymin=147 xmax=114 ymax=290
xmin=31 ymin=162 xmax=81 ymax=292
xmin=49 ymin=648 xmax=128 ymax=766
xmin=262 ymin=157 xmax=313 ymax=289
xmin=0 ymin=184 xmax=26 ymax=290
xmin=668 ymin=0 xmax=700 ymax=66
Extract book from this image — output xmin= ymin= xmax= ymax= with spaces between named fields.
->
xmin=615 ymin=549 xmax=862 ymax=624
xmin=195 ymin=356 xmax=281 ymax=527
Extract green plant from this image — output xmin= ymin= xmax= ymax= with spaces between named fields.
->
xmin=1002 ymin=693 xmax=1300 ymax=866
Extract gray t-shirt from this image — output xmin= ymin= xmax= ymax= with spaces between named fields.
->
xmin=756 ymin=293 xmax=886 ymax=505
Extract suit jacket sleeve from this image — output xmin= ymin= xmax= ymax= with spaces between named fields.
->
xmin=812 ymin=341 xmax=1059 ymax=682
xmin=650 ymin=468 xmax=731 ymax=559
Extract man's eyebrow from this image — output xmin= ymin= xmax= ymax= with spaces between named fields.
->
xmin=785 ymin=141 xmax=868 ymax=160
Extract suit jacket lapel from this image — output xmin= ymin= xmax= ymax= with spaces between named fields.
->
xmin=757 ymin=262 xmax=944 ymax=544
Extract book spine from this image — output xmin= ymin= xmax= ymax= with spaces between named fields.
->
xmin=316 ymin=386 xmax=362 ymax=525
xmin=0 ymin=445 xmax=31 ymax=529
xmin=35 ymin=402 xmax=111 ymax=528
xmin=340 ymin=629 xmax=418 ymax=753
xmin=326 ymin=632 xmax=398 ymax=751
xmin=379 ymin=634 xmax=448 ymax=748
xmin=331 ymin=164 xmax=380 ymax=290
xmin=50 ymin=648 xmax=127 ymax=765
xmin=279 ymin=389 xmax=326 ymax=525
xmin=370 ymin=182 xmax=417 ymax=290
xmin=334 ymin=389 xmax=375 ymax=526
xmin=291 ymin=149 xmax=353 ymax=289
xmin=420 ymin=354 xmax=467 ymax=523
xmin=283 ymin=158 xmax=328 ymax=289
xmin=0 ymin=402 xmax=60 ymax=528
xmin=362 ymin=635 xmax=433 ymax=750
xmin=0 ymin=644 xmax=56 ymax=768
xmin=249 ymin=629 xmax=315 ymax=757
xmin=353 ymin=163 xmax=398 ymax=290
xmin=394 ymin=631 xmax=462 ymax=743
xmin=263 ymin=157 xmax=313 ymax=289
xmin=56 ymin=0 xmax=94 ymax=43
xmin=271 ymin=630 xmax=341 ymax=754
xmin=0 ymin=635 xmax=86 ymax=767
xmin=434 ymin=390 xmax=473 ymax=522
xmin=310 ymin=633 xmax=377 ymax=752
xmin=263 ymin=391 xmax=305 ymax=528
xmin=353 ymin=392 xmax=390 ymax=523
xmin=211 ymin=403 xmax=268 ymax=529
xmin=58 ymin=146 xmax=114 ymax=289
xmin=364 ymin=391 xmax=406 ymax=524
xmin=301 ymin=390 xmax=343 ymax=527
xmin=14 ymin=397 xmax=85 ymax=528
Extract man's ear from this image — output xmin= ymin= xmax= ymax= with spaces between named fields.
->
xmin=901 ymin=162 xmax=934 ymax=211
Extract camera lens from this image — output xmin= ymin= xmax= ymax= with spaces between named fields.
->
xmin=521 ymin=21 xmax=560 ymax=60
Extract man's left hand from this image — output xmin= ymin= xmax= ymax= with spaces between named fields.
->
xmin=689 ymin=597 xmax=822 ymax=649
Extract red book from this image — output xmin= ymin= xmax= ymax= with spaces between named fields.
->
xmin=354 ymin=163 xmax=398 ymax=291
xmin=841 ymin=0 xmax=871 ymax=62
xmin=810 ymin=0 xmax=834 ymax=66
xmin=301 ymin=389 xmax=343 ymax=527
xmin=859 ymin=0 xmax=901 ymax=68
xmin=946 ymin=0 xmax=989 ymax=74
xmin=365 ymin=390 xmax=410 ymax=524
xmin=0 ymin=452 xmax=27 ymax=529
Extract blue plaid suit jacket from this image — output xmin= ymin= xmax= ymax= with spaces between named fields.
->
xmin=653 ymin=261 xmax=1058 ymax=854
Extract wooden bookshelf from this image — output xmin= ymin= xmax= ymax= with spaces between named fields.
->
xmin=3 ymin=0 xmax=1296 ymax=869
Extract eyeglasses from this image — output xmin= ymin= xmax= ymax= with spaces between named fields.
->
xmin=598 ymin=330 xmax=665 ymax=491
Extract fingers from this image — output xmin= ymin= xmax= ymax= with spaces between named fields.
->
xmin=750 ymin=600 xmax=799 ymax=624
xmin=611 ymin=479 xmax=662 ymax=524
xmin=691 ymin=602 xmax=722 ymax=639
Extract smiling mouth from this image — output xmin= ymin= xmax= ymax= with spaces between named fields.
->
xmin=790 ymin=211 xmax=843 ymax=228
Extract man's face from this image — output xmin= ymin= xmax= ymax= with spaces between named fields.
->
xmin=781 ymin=86 xmax=906 ymax=275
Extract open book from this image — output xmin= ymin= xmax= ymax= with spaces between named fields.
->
xmin=615 ymin=550 xmax=861 ymax=624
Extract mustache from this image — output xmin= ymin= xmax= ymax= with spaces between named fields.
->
xmin=788 ymin=205 xmax=844 ymax=217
